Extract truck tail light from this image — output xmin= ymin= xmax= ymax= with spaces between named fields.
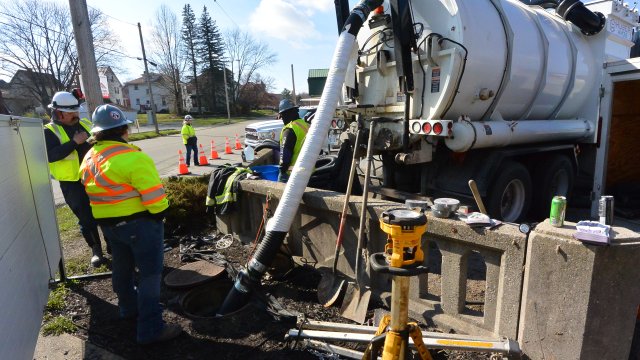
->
xmin=433 ymin=122 xmax=443 ymax=135
xmin=412 ymin=122 xmax=422 ymax=133
xmin=422 ymin=122 xmax=432 ymax=134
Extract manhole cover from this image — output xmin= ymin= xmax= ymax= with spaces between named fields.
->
xmin=164 ymin=260 xmax=226 ymax=289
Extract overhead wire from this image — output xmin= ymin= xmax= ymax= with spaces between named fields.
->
xmin=213 ymin=0 xmax=239 ymax=28
xmin=86 ymin=3 xmax=138 ymax=28
xmin=0 ymin=11 xmax=142 ymax=62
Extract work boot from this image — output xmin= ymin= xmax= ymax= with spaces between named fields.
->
xmin=138 ymin=324 xmax=183 ymax=345
xmin=90 ymin=243 xmax=104 ymax=267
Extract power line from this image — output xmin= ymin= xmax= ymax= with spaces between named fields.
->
xmin=213 ymin=0 xmax=239 ymax=28
xmin=0 ymin=12 xmax=140 ymax=60
xmin=86 ymin=3 xmax=137 ymax=27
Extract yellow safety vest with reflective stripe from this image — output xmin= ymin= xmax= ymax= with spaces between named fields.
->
xmin=205 ymin=167 xmax=251 ymax=207
xmin=181 ymin=124 xmax=196 ymax=145
xmin=279 ymin=118 xmax=309 ymax=174
xmin=79 ymin=140 xmax=169 ymax=219
xmin=44 ymin=118 xmax=92 ymax=181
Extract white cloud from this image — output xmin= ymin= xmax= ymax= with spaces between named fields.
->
xmin=249 ymin=0 xmax=332 ymax=49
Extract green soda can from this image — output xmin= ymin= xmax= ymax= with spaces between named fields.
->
xmin=549 ymin=196 xmax=567 ymax=227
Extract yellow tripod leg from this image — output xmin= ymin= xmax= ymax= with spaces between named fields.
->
xmin=362 ymin=315 xmax=391 ymax=360
xmin=408 ymin=323 xmax=433 ymax=360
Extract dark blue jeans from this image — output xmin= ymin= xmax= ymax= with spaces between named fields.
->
xmin=185 ymin=143 xmax=199 ymax=166
xmin=60 ymin=180 xmax=103 ymax=248
xmin=101 ymin=217 xmax=165 ymax=343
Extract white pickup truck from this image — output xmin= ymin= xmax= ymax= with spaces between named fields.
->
xmin=244 ymin=106 xmax=341 ymax=152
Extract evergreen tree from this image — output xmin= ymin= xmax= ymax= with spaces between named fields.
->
xmin=181 ymin=4 xmax=201 ymax=114
xmin=196 ymin=5 xmax=225 ymax=112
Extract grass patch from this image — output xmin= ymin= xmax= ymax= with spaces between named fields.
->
xmin=129 ymin=129 xmax=179 ymax=141
xmin=64 ymin=258 xmax=91 ymax=277
xmin=46 ymin=283 xmax=70 ymax=311
xmin=56 ymin=206 xmax=81 ymax=245
xmin=135 ymin=111 xmax=275 ymax=126
xmin=42 ymin=315 xmax=77 ymax=336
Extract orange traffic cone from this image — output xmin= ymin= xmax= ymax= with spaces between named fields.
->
xmin=198 ymin=144 xmax=209 ymax=165
xmin=225 ymin=137 xmax=233 ymax=154
xmin=235 ymin=134 xmax=242 ymax=150
xmin=177 ymin=150 xmax=190 ymax=175
xmin=210 ymin=140 xmax=220 ymax=159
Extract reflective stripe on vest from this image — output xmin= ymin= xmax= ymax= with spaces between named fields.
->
xmin=279 ymin=119 xmax=309 ymax=174
xmin=45 ymin=118 xmax=92 ymax=181
xmin=81 ymin=144 xmax=146 ymax=205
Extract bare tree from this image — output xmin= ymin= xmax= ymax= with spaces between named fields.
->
xmin=224 ymin=29 xmax=277 ymax=113
xmin=150 ymin=4 xmax=185 ymax=114
xmin=0 ymin=0 xmax=121 ymax=108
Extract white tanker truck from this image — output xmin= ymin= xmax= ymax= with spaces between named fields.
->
xmin=331 ymin=0 xmax=640 ymax=222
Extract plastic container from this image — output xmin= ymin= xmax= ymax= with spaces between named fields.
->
xmin=250 ymin=165 xmax=279 ymax=181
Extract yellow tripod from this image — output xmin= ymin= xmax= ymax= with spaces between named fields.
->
xmin=363 ymin=208 xmax=432 ymax=360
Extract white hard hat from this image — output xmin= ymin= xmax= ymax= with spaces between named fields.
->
xmin=48 ymin=91 xmax=80 ymax=112
xmin=184 ymin=115 xmax=193 ymax=121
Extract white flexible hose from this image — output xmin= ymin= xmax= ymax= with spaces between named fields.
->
xmin=266 ymin=32 xmax=357 ymax=233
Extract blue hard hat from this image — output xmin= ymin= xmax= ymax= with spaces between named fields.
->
xmin=278 ymin=99 xmax=297 ymax=114
xmin=91 ymin=104 xmax=132 ymax=133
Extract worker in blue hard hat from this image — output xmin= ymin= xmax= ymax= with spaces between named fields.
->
xmin=277 ymin=99 xmax=309 ymax=183
xmin=44 ymin=91 xmax=111 ymax=267
xmin=79 ymin=104 xmax=182 ymax=344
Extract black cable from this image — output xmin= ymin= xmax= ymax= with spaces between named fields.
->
xmin=437 ymin=37 xmax=469 ymax=118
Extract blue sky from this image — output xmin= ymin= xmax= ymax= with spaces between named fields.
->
xmin=80 ymin=0 xmax=355 ymax=94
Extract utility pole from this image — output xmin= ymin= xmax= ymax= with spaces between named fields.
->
xmin=138 ymin=22 xmax=159 ymax=134
xmin=68 ymin=0 xmax=102 ymax=114
xmin=222 ymin=61 xmax=231 ymax=124
xmin=291 ymin=64 xmax=297 ymax=106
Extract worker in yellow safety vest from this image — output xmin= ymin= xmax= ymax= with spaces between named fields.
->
xmin=277 ymin=99 xmax=310 ymax=182
xmin=44 ymin=91 xmax=110 ymax=267
xmin=181 ymin=114 xmax=199 ymax=166
xmin=79 ymin=104 xmax=182 ymax=344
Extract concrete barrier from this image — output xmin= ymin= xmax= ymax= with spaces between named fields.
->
xmin=217 ymin=180 xmax=640 ymax=358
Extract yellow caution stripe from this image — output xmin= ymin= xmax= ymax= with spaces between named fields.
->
xmin=435 ymin=339 xmax=494 ymax=348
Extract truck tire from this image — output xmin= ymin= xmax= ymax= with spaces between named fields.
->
xmin=487 ymin=161 xmax=532 ymax=222
xmin=531 ymin=155 xmax=574 ymax=218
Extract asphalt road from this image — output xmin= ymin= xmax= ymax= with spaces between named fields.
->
xmin=51 ymin=118 xmax=267 ymax=205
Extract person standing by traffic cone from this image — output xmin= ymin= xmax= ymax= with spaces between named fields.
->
xmin=181 ymin=115 xmax=199 ymax=166
xmin=79 ymin=105 xmax=182 ymax=344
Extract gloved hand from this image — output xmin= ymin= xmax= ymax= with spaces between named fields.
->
xmin=277 ymin=171 xmax=289 ymax=183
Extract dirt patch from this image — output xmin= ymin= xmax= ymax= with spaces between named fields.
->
xmin=51 ymin=229 xmax=493 ymax=359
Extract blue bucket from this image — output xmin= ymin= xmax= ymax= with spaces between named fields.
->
xmin=250 ymin=165 xmax=279 ymax=181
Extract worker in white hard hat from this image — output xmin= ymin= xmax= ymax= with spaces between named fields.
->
xmin=181 ymin=114 xmax=199 ymax=166
xmin=44 ymin=91 xmax=111 ymax=267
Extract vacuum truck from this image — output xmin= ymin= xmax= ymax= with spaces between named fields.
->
xmin=331 ymin=0 xmax=640 ymax=222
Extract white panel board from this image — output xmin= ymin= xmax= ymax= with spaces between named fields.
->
xmin=0 ymin=115 xmax=61 ymax=360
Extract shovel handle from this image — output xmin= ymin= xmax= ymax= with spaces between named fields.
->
xmin=331 ymin=131 xmax=362 ymax=272
xmin=468 ymin=179 xmax=488 ymax=215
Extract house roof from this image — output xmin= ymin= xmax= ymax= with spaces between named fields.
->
xmin=308 ymin=69 xmax=329 ymax=78
xmin=0 ymin=79 xmax=8 ymax=90
xmin=123 ymin=73 xmax=164 ymax=86
xmin=10 ymin=70 xmax=63 ymax=88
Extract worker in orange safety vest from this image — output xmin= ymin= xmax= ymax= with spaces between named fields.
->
xmin=79 ymin=104 xmax=182 ymax=344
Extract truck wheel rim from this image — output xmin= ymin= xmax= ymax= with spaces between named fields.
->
xmin=500 ymin=179 xmax=525 ymax=222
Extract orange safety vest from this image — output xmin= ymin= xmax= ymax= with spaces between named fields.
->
xmin=79 ymin=140 xmax=168 ymax=219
